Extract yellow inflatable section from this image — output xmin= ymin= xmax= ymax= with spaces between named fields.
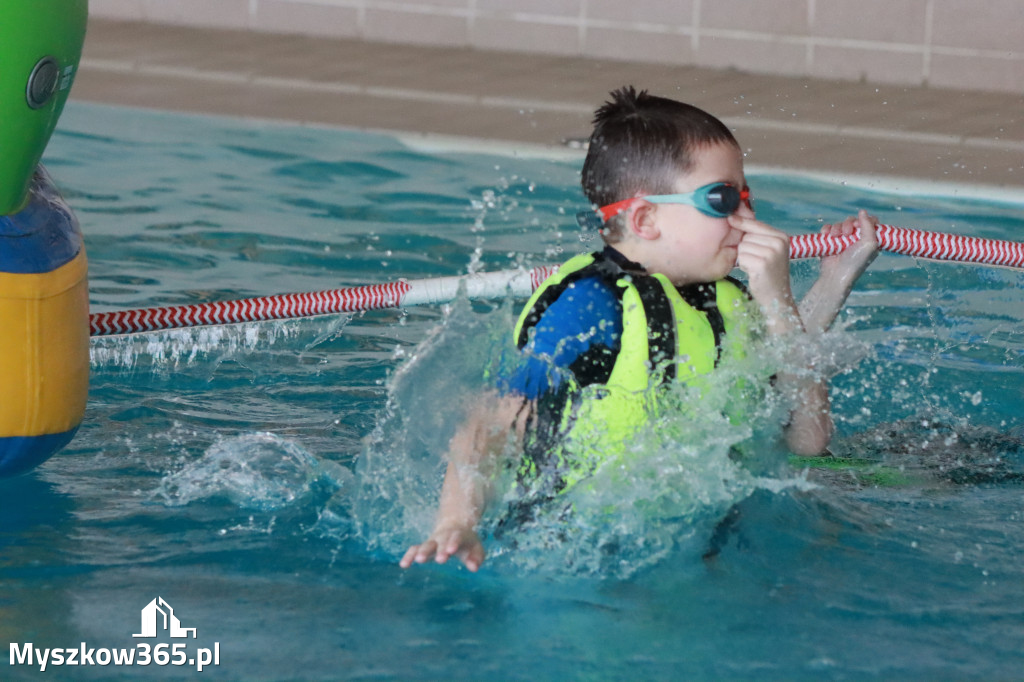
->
xmin=0 ymin=254 xmax=89 ymax=469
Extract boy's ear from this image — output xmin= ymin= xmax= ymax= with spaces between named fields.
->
xmin=628 ymin=202 xmax=660 ymax=241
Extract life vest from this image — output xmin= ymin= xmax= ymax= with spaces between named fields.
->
xmin=512 ymin=250 xmax=755 ymax=494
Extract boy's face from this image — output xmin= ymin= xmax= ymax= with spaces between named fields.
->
xmin=650 ymin=141 xmax=753 ymax=285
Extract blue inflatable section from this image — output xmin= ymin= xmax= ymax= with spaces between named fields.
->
xmin=0 ymin=170 xmax=81 ymax=274
xmin=0 ymin=427 xmax=80 ymax=477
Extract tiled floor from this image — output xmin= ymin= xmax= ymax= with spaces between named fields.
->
xmin=73 ymin=19 xmax=1024 ymax=189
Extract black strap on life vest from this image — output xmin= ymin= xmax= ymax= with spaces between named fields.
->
xmin=677 ymin=281 xmax=727 ymax=365
xmin=629 ymin=275 xmax=678 ymax=383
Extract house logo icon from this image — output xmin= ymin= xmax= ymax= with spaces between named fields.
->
xmin=133 ymin=597 xmax=197 ymax=639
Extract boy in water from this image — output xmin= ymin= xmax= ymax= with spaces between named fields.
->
xmin=401 ymin=86 xmax=878 ymax=572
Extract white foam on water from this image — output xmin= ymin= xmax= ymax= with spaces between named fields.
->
xmin=89 ymin=316 xmax=352 ymax=370
xmin=155 ymin=431 xmax=343 ymax=511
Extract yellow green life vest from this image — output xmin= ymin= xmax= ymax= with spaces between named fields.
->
xmin=513 ymin=250 xmax=755 ymax=494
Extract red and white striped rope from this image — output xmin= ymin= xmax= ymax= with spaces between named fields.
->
xmin=89 ymin=226 xmax=1024 ymax=337
xmin=789 ymin=223 xmax=1024 ymax=267
xmin=89 ymin=281 xmax=412 ymax=336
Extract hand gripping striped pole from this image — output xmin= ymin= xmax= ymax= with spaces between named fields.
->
xmin=89 ymin=225 xmax=1024 ymax=337
xmin=789 ymin=223 xmax=1024 ymax=267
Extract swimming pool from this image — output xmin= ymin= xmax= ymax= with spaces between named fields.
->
xmin=3 ymin=101 xmax=1023 ymax=680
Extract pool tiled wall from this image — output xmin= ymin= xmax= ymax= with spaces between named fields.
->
xmin=87 ymin=0 xmax=1023 ymax=94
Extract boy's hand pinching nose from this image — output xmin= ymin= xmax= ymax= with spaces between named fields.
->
xmin=727 ymin=214 xmax=793 ymax=304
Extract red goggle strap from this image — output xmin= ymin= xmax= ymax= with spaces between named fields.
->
xmin=597 ymin=198 xmax=638 ymax=221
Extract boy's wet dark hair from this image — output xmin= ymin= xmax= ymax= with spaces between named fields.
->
xmin=581 ymin=86 xmax=739 ymax=241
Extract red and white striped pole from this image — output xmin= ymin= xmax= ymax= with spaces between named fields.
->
xmin=89 ymin=266 xmax=558 ymax=336
xmin=89 ymin=224 xmax=1024 ymax=337
xmin=789 ymin=223 xmax=1024 ymax=267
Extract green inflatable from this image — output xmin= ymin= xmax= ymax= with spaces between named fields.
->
xmin=0 ymin=0 xmax=88 ymax=215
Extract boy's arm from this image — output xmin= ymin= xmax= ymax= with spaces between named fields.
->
xmin=399 ymin=392 xmax=530 ymax=572
xmin=798 ymin=210 xmax=879 ymax=333
xmin=729 ymin=211 xmax=879 ymax=455
xmin=729 ymin=215 xmax=834 ymax=455
xmin=783 ymin=212 xmax=878 ymax=453
xmin=401 ymin=278 xmax=613 ymax=571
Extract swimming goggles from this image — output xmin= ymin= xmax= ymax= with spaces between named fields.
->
xmin=576 ymin=182 xmax=752 ymax=230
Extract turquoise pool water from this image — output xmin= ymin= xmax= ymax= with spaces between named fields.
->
xmin=3 ymin=101 xmax=1023 ymax=680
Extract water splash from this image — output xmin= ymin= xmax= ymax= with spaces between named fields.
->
xmin=345 ymin=296 xmax=516 ymax=553
xmin=89 ymin=316 xmax=352 ymax=370
xmin=481 ymin=336 xmax=837 ymax=579
xmin=342 ymin=298 xmax=870 ymax=578
xmin=155 ymin=431 xmax=348 ymax=511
